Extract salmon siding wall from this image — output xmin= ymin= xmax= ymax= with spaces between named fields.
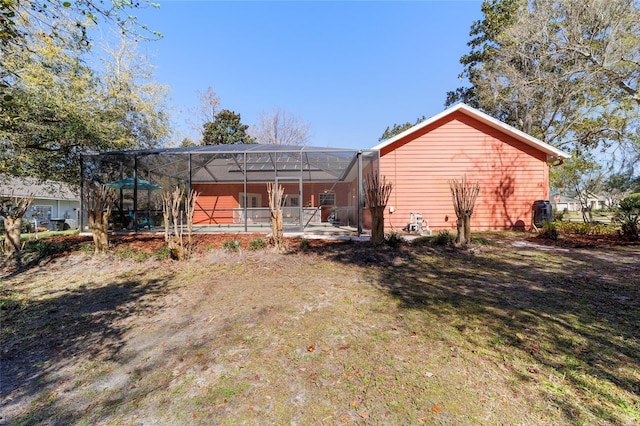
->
xmin=379 ymin=112 xmax=549 ymax=231
xmin=192 ymin=184 xmax=242 ymax=224
xmin=192 ymin=182 xmax=357 ymax=225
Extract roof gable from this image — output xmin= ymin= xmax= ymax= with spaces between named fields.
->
xmin=372 ymin=103 xmax=569 ymax=161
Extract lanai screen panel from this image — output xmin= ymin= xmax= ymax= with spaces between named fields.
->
xmin=82 ymin=145 xmax=379 ymax=232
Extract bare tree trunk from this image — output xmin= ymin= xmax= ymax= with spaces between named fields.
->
xmin=85 ymin=184 xmax=116 ymax=254
xmin=3 ymin=217 xmax=23 ymax=257
xmin=185 ymin=189 xmax=199 ymax=246
xmin=161 ymin=186 xmax=192 ymax=260
xmin=169 ymin=187 xmax=185 ymax=260
xmin=162 ymin=191 xmax=171 ymax=242
xmin=364 ymin=173 xmax=393 ymax=246
xmin=463 ymin=215 xmax=472 ymax=245
xmin=456 ymin=217 xmax=465 ymax=245
xmin=1 ymin=191 xmax=34 ymax=258
xmin=370 ymin=206 xmax=386 ymax=245
xmin=267 ymin=183 xmax=286 ymax=253
xmin=449 ymin=176 xmax=480 ymax=247
xmin=88 ymin=210 xmax=110 ymax=254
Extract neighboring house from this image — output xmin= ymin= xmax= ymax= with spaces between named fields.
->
xmin=0 ymin=175 xmax=80 ymax=230
xmin=552 ymin=191 xmax=607 ymax=213
xmin=372 ymin=103 xmax=570 ymax=232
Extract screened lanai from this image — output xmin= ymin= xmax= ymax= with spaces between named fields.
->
xmin=81 ymin=144 xmax=379 ymax=234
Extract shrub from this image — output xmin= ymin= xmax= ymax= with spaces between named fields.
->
xmin=384 ymin=232 xmax=405 ymax=248
xmin=116 ymin=246 xmax=150 ymax=262
xmin=23 ymin=240 xmax=68 ymax=256
xmin=432 ymin=231 xmax=455 ymax=247
xmin=299 ymin=238 xmax=310 ymax=251
xmin=79 ymin=243 xmax=94 ymax=255
xmin=538 ymin=221 xmax=558 ymax=240
xmin=614 ymin=193 xmax=640 ymax=241
xmin=223 ymin=240 xmax=241 ymax=252
xmin=410 ymin=236 xmax=432 ymax=247
xmin=249 ymin=238 xmax=267 ymax=250
xmin=555 ymin=221 xmax=615 ymax=236
xmin=154 ymin=245 xmax=172 ymax=260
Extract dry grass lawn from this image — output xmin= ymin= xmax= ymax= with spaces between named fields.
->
xmin=1 ymin=232 xmax=639 ymax=425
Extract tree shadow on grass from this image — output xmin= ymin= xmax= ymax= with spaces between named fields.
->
xmin=1 ymin=272 xmax=172 ymax=424
xmin=311 ymin=240 xmax=640 ymax=424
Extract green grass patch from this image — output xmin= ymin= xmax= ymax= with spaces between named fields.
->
xmin=115 ymin=246 xmax=150 ymax=262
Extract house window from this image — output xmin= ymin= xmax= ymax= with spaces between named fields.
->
xmin=239 ymin=193 xmax=262 ymax=208
xmin=33 ymin=205 xmax=52 ymax=221
xmin=288 ymin=196 xmax=300 ymax=207
xmin=319 ymin=192 xmax=335 ymax=206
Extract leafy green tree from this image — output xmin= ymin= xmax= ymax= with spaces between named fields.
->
xmin=551 ymin=151 xmax=603 ymax=223
xmin=602 ymin=171 xmax=636 ymax=207
xmin=445 ymin=0 xmax=523 ymax=111
xmin=202 ymin=109 xmax=254 ymax=145
xmin=447 ymin=0 xmax=640 ymax=157
xmin=100 ymin=35 xmax=171 ymax=149
xmin=1 ymin=0 xmax=159 ymax=104
xmin=378 ymin=116 xmax=427 ymax=142
xmin=179 ymin=137 xmax=198 ymax=148
xmin=0 ymin=0 xmax=158 ymax=52
xmin=0 ymin=20 xmax=169 ymax=184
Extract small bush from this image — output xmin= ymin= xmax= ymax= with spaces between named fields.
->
xmin=79 ymin=243 xmax=94 ymax=255
xmin=614 ymin=193 xmax=640 ymax=241
xmin=299 ymin=238 xmax=311 ymax=251
xmin=538 ymin=221 xmax=558 ymax=240
xmin=410 ymin=236 xmax=432 ymax=247
xmin=555 ymin=221 xmax=615 ymax=236
xmin=249 ymin=238 xmax=267 ymax=250
xmin=154 ymin=245 xmax=172 ymax=260
xmin=116 ymin=246 xmax=150 ymax=262
xmin=384 ymin=232 xmax=405 ymax=248
xmin=432 ymin=231 xmax=455 ymax=247
xmin=22 ymin=240 xmax=68 ymax=256
xmin=223 ymin=240 xmax=241 ymax=252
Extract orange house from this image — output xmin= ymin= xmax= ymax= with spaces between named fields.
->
xmin=372 ymin=103 xmax=569 ymax=232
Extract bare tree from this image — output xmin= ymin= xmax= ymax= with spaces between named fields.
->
xmin=187 ymin=86 xmax=221 ymax=140
xmin=161 ymin=186 xmax=199 ymax=260
xmin=449 ymin=176 xmax=480 ymax=247
xmin=251 ymin=108 xmax=311 ymax=146
xmin=364 ymin=173 xmax=393 ymax=245
xmin=0 ymin=190 xmax=34 ymax=257
xmin=85 ymin=184 xmax=117 ymax=254
xmin=185 ymin=189 xmax=199 ymax=246
xmin=162 ymin=186 xmax=185 ymax=260
xmin=267 ymin=183 xmax=286 ymax=252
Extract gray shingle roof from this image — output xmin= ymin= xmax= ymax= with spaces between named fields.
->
xmin=0 ymin=175 xmax=79 ymax=201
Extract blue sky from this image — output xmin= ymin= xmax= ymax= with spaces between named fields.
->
xmin=133 ymin=1 xmax=483 ymax=149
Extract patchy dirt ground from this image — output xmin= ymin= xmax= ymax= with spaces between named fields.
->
xmin=2 ymin=231 xmax=639 ymax=425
